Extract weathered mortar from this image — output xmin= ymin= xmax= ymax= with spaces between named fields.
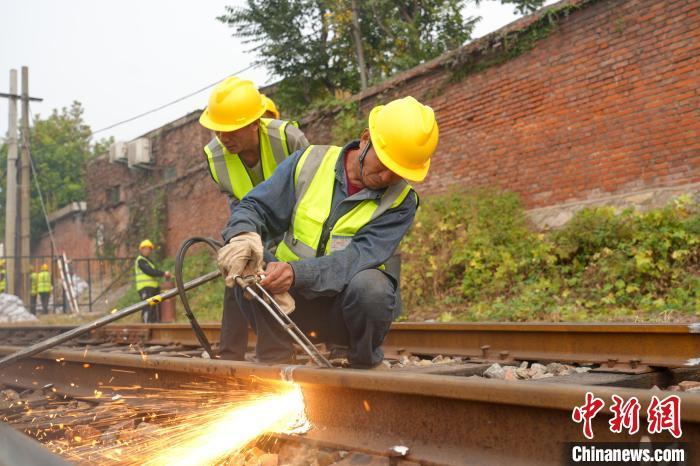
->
xmin=37 ymin=0 xmax=700 ymax=257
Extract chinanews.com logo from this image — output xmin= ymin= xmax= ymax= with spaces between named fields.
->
xmin=566 ymin=391 xmax=690 ymax=465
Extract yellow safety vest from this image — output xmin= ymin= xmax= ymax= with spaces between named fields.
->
xmin=275 ymin=145 xmax=413 ymax=262
xmin=0 ymin=278 xmax=5 ymax=293
xmin=30 ymin=272 xmax=38 ymax=296
xmin=204 ymin=118 xmax=295 ymax=201
xmin=37 ymin=271 xmax=52 ymax=293
xmin=134 ymin=255 xmax=159 ymax=291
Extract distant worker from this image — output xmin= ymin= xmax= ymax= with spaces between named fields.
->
xmin=199 ymin=77 xmax=310 ymax=360
xmin=0 ymin=259 xmax=5 ymax=293
xmin=30 ymin=266 xmax=38 ymax=315
xmin=134 ymin=239 xmax=171 ymax=323
xmin=217 ymin=96 xmax=439 ymax=368
xmin=37 ymin=264 xmax=53 ymax=314
xmin=261 ymin=95 xmax=280 ymax=119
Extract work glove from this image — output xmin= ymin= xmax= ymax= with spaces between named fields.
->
xmin=269 ymin=289 xmax=295 ymax=315
xmin=217 ymin=232 xmax=264 ymax=288
xmin=241 ymin=269 xmax=296 ymax=315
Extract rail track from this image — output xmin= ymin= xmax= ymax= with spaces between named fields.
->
xmin=1 ymin=322 xmax=699 ymax=465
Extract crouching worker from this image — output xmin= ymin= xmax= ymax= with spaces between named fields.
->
xmin=134 ymin=239 xmax=171 ymax=323
xmin=216 ymin=97 xmax=438 ymax=368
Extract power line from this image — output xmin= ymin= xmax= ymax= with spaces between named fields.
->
xmin=91 ymin=64 xmax=257 ymax=136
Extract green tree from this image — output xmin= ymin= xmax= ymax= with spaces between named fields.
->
xmin=0 ymin=101 xmax=112 ymax=243
xmin=219 ymin=0 xmax=544 ymax=113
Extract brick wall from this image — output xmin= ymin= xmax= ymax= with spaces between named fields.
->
xmin=303 ymin=0 xmax=700 ymax=208
xmin=54 ymin=0 xmax=699 ymax=257
xmin=34 ymin=211 xmax=92 ymax=259
xmin=82 ymin=112 xmax=230 ymax=258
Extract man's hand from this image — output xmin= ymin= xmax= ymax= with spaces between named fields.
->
xmin=260 ymin=262 xmax=294 ymax=294
xmin=217 ymin=232 xmax=264 ymax=287
xmin=164 ymin=271 xmax=172 ymax=279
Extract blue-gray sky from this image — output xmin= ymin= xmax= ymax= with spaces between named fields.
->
xmin=0 ymin=0 xmax=555 ymax=143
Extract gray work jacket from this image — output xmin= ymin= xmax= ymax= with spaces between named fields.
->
xmin=222 ymin=141 xmax=418 ymax=300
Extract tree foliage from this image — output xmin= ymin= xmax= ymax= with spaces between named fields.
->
xmin=0 ymin=101 xmax=112 ymax=244
xmin=219 ymin=0 xmax=544 ymax=113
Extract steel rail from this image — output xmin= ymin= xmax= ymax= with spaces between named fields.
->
xmin=0 ymin=271 xmax=221 ymax=369
xmin=1 ymin=322 xmax=699 ymax=369
xmin=4 ymin=321 xmax=698 ymax=368
xmin=0 ymin=345 xmax=698 ymax=465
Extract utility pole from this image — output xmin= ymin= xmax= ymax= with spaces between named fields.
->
xmin=19 ymin=66 xmax=31 ymax=303
xmin=1 ymin=67 xmax=42 ymax=301
xmin=4 ymin=70 xmax=18 ymax=295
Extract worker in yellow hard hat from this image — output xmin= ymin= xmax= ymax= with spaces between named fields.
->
xmin=134 ymin=239 xmax=171 ymax=323
xmin=261 ymin=95 xmax=280 ymax=119
xmin=37 ymin=263 xmax=53 ymax=314
xmin=216 ymin=96 xmax=438 ymax=368
xmin=199 ymin=76 xmax=310 ymax=360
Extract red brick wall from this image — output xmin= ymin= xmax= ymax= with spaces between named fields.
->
xmin=70 ymin=0 xmax=699 ymax=258
xmin=303 ymin=0 xmax=700 ymax=208
xmin=79 ymin=112 xmax=230 ymax=259
xmin=34 ymin=213 xmax=92 ymax=259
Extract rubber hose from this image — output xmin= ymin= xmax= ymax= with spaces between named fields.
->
xmin=174 ymin=236 xmax=223 ymax=359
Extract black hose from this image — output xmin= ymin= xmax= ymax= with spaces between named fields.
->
xmin=174 ymin=237 xmax=223 ymax=359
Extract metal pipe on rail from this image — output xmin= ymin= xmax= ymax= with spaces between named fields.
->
xmin=0 ymin=270 xmax=221 ymax=369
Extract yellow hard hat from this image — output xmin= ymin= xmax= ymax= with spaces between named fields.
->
xmin=139 ymin=239 xmax=154 ymax=250
xmin=41 ymin=264 xmax=49 ymax=271
xmin=262 ymin=95 xmax=280 ymax=119
xmin=368 ymin=96 xmax=439 ymax=182
xmin=199 ymin=77 xmax=266 ymax=132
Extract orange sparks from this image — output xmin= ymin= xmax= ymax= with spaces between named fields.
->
xmin=362 ymin=400 xmax=371 ymax=412
xmin=143 ymin=384 xmax=307 ymax=466
xmin=49 ymin=381 xmax=310 ymax=466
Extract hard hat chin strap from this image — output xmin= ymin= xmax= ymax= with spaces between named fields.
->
xmin=358 ymin=140 xmax=372 ymax=182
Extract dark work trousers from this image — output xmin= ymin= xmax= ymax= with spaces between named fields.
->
xmin=233 ymin=268 xmax=399 ymax=368
xmin=139 ymin=287 xmax=161 ymax=323
xmin=39 ymin=293 xmax=50 ymax=314
xmin=30 ymin=294 xmax=37 ymax=315
xmin=219 ymin=285 xmax=249 ymax=360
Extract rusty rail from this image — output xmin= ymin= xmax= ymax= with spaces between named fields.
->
xmin=3 ymin=322 xmax=698 ymax=369
xmin=0 ymin=344 xmax=698 ymax=465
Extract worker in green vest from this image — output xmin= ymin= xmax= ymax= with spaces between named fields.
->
xmin=217 ymin=96 xmax=439 ymax=368
xmin=0 ymin=259 xmax=5 ymax=293
xmin=37 ymin=264 xmax=53 ymax=314
xmin=30 ymin=266 xmax=38 ymax=315
xmin=199 ymin=77 xmax=310 ymax=361
xmin=134 ymin=239 xmax=171 ymax=323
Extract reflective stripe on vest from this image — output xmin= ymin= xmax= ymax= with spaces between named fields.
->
xmin=203 ymin=118 xmax=291 ymax=200
xmin=275 ymin=145 xmax=413 ymax=262
xmin=30 ymin=272 xmax=38 ymax=295
xmin=37 ymin=271 xmax=52 ymax=293
xmin=134 ymin=255 xmax=159 ymax=291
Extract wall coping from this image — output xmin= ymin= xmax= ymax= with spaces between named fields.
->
xmin=301 ymin=0 xmax=587 ymax=124
xmin=47 ymin=201 xmax=87 ymax=224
